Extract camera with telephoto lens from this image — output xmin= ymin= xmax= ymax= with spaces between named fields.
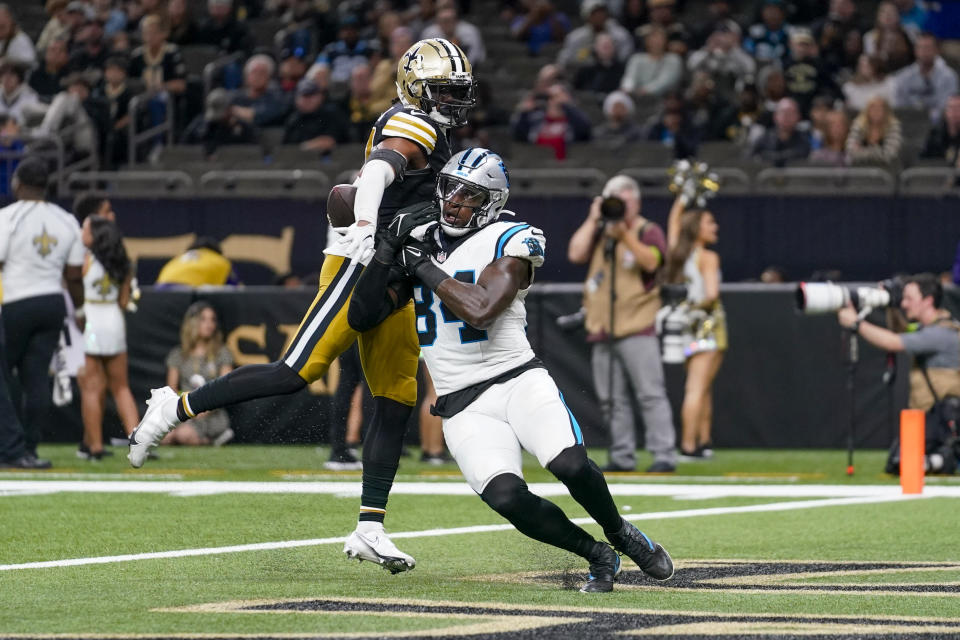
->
xmin=795 ymin=278 xmax=905 ymax=314
xmin=600 ymin=196 xmax=626 ymax=222
xmin=656 ymin=284 xmax=692 ymax=364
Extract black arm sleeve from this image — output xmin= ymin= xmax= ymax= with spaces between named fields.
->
xmin=348 ymin=258 xmax=408 ymax=332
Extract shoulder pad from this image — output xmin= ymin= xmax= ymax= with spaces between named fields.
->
xmin=497 ymin=223 xmax=546 ymax=268
xmin=381 ymin=109 xmax=440 ymax=154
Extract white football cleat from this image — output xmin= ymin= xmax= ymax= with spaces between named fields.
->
xmin=128 ymin=386 xmax=180 ymax=468
xmin=344 ymin=527 xmax=416 ymax=574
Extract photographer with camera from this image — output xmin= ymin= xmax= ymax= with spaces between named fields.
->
xmin=836 ymin=275 xmax=960 ymax=413
xmin=567 ymin=175 xmax=677 ymax=473
xmin=836 ymin=274 xmax=960 ymax=474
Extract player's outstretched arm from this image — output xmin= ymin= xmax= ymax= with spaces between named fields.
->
xmin=405 ymin=244 xmax=530 ymax=331
xmin=347 ymin=204 xmax=436 ymax=332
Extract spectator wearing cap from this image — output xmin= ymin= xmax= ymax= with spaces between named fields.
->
xmin=921 ymin=94 xmax=960 ymax=167
xmin=620 ymin=25 xmax=682 ymax=100
xmin=687 ymin=20 xmax=754 ymax=104
xmin=282 ymin=79 xmax=349 ymax=151
xmin=33 ymin=70 xmax=104 ymax=162
xmin=512 ymin=82 xmax=591 ymax=159
xmin=279 ymin=47 xmax=309 ymax=94
xmin=751 ymin=97 xmax=810 ymax=167
xmin=230 ymin=54 xmax=291 ymax=128
xmin=67 ymin=12 xmax=108 ymax=74
xmin=370 ymin=26 xmax=412 ymax=117
xmin=345 ymin=62 xmax=380 ymax=142
xmin=97 ymin=56 xmax=133 ymax=167
xmin=37 ymin=0 xmax=70 ymax=54
xmin=593 ymin=90 xmax=642 ymax=149
xmin=784 ymin=28 xmax=839 ymax=116
xmin=813 ymin=0 xmax=863 ymax=74
xmin=28 ymin=37 xmax=71 ymax=101
xmin=744 ymin=0 xmax=791 ymax=67
xmin=556 ymin=0 xmax=632 ymax=71
xmin=182 ymin=88 xmax=257 ymax=157
xmin=0 ymin=61 xmax=40 ymax=125
xmin=894 ymin=33 xmax=959 ymax=123
xmin=315 ymin=15 xmax=376 ymax=87
xmin=0 ymin=157 xmax=85 ymax=470
xmin=0 ymin=5 xmax=37 ymax=69
xmin=196 ymin=0 xmax=254 ymax=55
xmin=645 ymin=0 xmax=690 ymax=56
xmin=167 ymin=0 xmax=198 ymax=46
xmin=510 ymin=0 xmax=570 ymax=56
xmin=421 ymin=5 xmax=486 ymax=66
xmin=573 ymin=32 xmax=625 ymax=95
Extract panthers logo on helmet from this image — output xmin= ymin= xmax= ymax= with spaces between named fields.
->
xmin=396 ymin=38 xmax=476 ymax=128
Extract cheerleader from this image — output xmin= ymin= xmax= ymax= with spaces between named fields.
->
xmin=77 ymin=212 xmax=139 ymax=459
xmin=665 ymin=193 xmax=727 ymax=459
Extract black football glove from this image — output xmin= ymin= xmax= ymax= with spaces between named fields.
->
xmin=383 ymin=202 xmax=440 ymax=251
xmin=400 ymin=239 xmax=433 ymax=275
xmin=372 ymin=201 xmax=439 ymax=265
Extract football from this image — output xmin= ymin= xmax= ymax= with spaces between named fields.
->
xmin=326 ymin=184 xmax=357 ymax=228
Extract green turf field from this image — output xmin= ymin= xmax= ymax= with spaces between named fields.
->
xmin=1 ymin=445 xmax=958 ymax=639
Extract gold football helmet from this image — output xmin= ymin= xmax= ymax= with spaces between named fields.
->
xmin=396 ymin=38 xmax=476 ymax=128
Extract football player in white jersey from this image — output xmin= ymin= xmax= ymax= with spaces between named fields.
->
xmin=348 ymin=149 xmax=674 ymax=592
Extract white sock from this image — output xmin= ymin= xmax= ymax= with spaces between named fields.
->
xmin=159 ymin=392 xmax=183 ymax=426
xmin=357 ymin=520 xmax=384 ymax=534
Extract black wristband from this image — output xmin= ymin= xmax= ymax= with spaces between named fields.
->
xmin=415 ymin=262 xmax=450 ymax=291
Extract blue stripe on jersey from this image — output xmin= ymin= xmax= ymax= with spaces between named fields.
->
xmin=559 ymin=392 xmax=583 ymax=445
xmin=494 ymin=224 xmax=531 ymax=260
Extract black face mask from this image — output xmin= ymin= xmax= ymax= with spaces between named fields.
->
xmin=422 ymin=79 xmax=476 ymax=126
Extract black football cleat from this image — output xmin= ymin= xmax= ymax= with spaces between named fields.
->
xmin=580 ymin=542 xmax=621 ymax=593
xmin=608 ymin=518 xmax=674 ymax=581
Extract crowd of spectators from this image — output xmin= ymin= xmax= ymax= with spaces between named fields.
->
xmin=505 ymin=0 xmax=960 ymax=170
xmin=0 ymin=0 xmax=958 ymax=174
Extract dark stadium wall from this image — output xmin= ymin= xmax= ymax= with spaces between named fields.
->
xmin=47 ymin=285 xmax=932 ymax=451
xmin=38 ymin=194 xmax=959 ymax=285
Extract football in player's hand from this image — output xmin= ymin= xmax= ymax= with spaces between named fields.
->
xmin=326 ymin=184 xmax=357 ymax=228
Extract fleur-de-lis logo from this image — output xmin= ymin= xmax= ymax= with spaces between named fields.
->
xmin=33 ymin=225 xmax=57 ymax=257
xmin=95 ymin=272 xmax=113 ymax=298
xmin=402 ymin=47 xmax=420 ymax=73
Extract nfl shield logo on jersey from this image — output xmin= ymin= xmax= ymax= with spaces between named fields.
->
xmin=436 ymin=250 xmax=447 ymax=263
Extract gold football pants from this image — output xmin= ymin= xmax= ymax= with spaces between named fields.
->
xmin=281 ymin=255 xmax=419 ymax=406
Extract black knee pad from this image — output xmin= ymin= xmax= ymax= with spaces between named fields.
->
xmin=547 ymin=445 xmax=590 ymax=483
xmin=480 ymin=473 xmax=531 ymax=517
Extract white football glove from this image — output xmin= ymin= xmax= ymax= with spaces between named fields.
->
xmin=339 ymin=223 xmax=375 ymax=265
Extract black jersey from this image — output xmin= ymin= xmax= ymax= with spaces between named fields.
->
xmin=363 ymin=102 xmax=451 ymax=227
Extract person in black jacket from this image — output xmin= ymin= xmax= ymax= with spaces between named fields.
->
xmin=281 ymin=79 xmax=348 ymax=151
xmin=921 ymin=94 xmax=960 ymax=166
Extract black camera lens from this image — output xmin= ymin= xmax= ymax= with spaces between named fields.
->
xmin=600 ymin=196 xmax=625 ymax=220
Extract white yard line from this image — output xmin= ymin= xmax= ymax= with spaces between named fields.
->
xmin=2 ymin=479 xmax=960 ymax=498
xmin=0 ymin=493 xmax=924 ymax=572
